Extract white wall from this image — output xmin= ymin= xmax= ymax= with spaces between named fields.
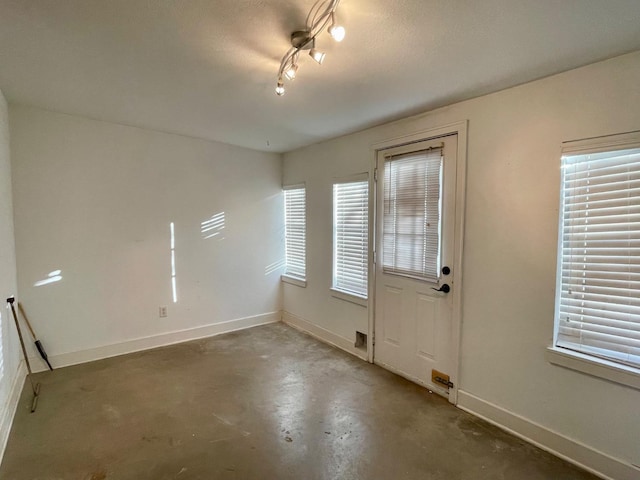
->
xmin=0 ymin=89 xmax=22 ymax=459
xmin=283 ymin=51 xmax=640 ymax=477
xmin=10 ymin=106 xmax=284 ymax=366
xmin=282 ymin=140 xmax=370 ymax=354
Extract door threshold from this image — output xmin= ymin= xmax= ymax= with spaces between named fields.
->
xmin=374 ymin=358 xmax=453 ymax=402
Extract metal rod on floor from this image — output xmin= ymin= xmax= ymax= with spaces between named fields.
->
xmin=18 ymin=302 xmax=53 ymax=370
xmin=6 ymin=297 xmax=40 ymax=413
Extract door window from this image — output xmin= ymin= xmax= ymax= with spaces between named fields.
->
xmin=383 ymin=147 xmax=443 ymax=282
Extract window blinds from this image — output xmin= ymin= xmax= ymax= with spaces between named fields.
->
xmin=383 ymin=147 xmax=443 ymax=282
xmin=556 ymin=147 xmax=640 ymax=368
xmin=333 ymin=180 xmax=369 ymax=297
xmin=284 ymin=187 xmax=306 ymax=279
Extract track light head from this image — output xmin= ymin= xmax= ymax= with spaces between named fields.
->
xmin=328 ymin=24 xmax=345 ymax=42
xmin=309 ymin=48 xmax=326 ymax=65
xmin=328 ymin=13 xmax=345 ymax=42
xmin=284 ymin=62 xmax=298 ymax=80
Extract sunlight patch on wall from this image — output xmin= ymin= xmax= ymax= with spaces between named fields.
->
xmin=201 ymin=212 xmax=225 ymax=240
xmin=170 ymin=222 xmax=177 ymax=303
xmin=34 ymin=269 xmax=63 ymax=287
xmin=265 ymin=259 xmax=286 ymax=276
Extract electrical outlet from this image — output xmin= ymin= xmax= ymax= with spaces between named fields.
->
xmin=159 ymin=306 xmax=168 ymax=318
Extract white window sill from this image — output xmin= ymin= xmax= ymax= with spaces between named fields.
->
xmin=281 ymin=274 xmax=307 ymax=288
xmin=546 ymin=347 xmax=640 ymax=391
xmin=330 ymin=288 xmax=368 ymax=307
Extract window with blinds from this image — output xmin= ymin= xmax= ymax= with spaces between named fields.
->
xmin=555 ymin=145 xmax=640 ymax=369
xmin=0 ymin=311 xmax=4 ymax=383
xmin=284 ymin=186 xmax=306 ymax=280
xmin=383 ymin=147 xmax=443 ymax=282
xmin=333 ymin=179 xmax=369 ymax=297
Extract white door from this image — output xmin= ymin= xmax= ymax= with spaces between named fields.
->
xmin=374 ymin=134 xmax=458 ymax=398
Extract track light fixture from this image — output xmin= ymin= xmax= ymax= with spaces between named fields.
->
xmin=275 ymin=0 xmax=345 ymax=96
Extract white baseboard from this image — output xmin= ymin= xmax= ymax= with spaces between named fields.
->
xmin=457 ymin=390 xmax=639 ymax=480
xmin=0 ymin=361 xmax=26 ymax=463
xmin=30 ymin=311 xmax=281 ymax=373
xmin=282 ymin=311 xmax=367 ymax=361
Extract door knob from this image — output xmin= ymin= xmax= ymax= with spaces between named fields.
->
xmin=431 ymin=284 xmax=450 ymax=293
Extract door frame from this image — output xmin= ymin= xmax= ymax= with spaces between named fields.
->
xmin=366 ymin=121 xmax=468 ymax=405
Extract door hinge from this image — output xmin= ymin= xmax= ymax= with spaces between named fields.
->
xmin=432 ymin=369 xmax=454 ymax=389
xmin=373 ymin=250 xmax=376 ymax=264
xmin=374 ymin=167 xmax=378 ymax=182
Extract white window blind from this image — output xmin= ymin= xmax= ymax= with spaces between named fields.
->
xmin=556 ymin=146 xmax=640 ymax=368
xmin=333 ymin=179 xmax=369 ymax=297
xmin=383 ymin=147 xmax=443 ymax=282
xmin=284 ymin=187 xmax=306 ymax=280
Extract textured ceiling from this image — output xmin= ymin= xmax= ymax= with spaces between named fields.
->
xmin=1 ymin=0 xmax=640 ymax=152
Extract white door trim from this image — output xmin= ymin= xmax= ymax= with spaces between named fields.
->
xmin=367 ymin=120 xmax=468 ymax=405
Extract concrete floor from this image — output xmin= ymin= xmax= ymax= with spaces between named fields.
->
xmin=1 ymin=323 xmax=598 ymax=480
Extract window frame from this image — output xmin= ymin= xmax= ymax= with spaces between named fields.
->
xmin=282 ymin=184 xmax=307 ymax=287
xmin=331 ymin=173 xmax=370 ymax=306
xmin=549 ymin=130 xmax=640 ymax=390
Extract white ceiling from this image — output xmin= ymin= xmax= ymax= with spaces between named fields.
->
xmin=1 ymin=0 xmax=639 ymax=153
